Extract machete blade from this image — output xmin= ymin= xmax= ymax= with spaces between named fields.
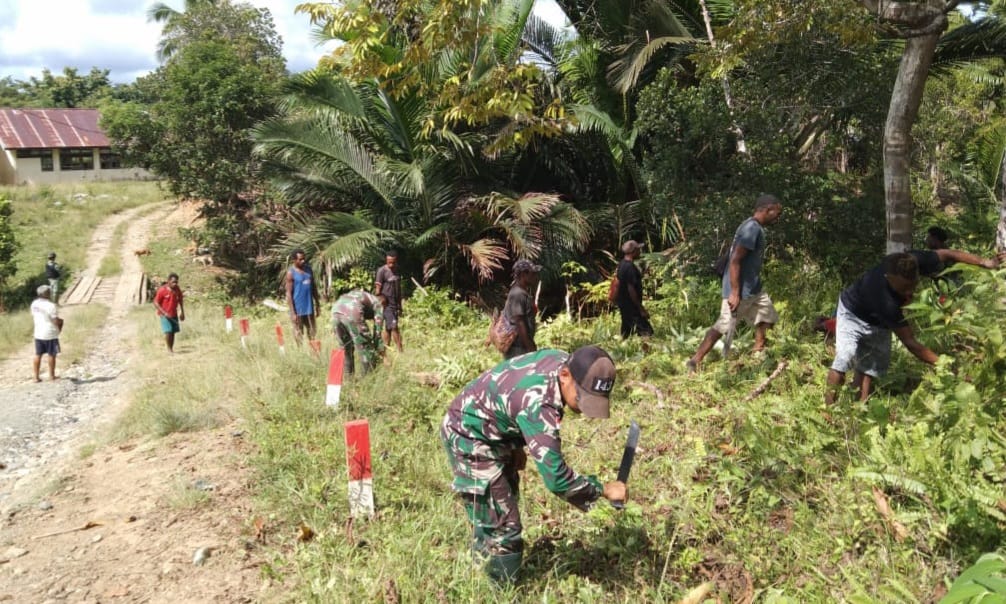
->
xmin=721 ymin=311 xmax=737 ymax=360
xmin=612 ymin=420 xmax=640 ymax=509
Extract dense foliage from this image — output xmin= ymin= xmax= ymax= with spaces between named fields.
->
xmin=0 ymin=194 xmax=19 ymax=309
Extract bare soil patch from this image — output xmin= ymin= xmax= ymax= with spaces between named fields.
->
xmin=0 ymin=200 xmax=272 ymax=603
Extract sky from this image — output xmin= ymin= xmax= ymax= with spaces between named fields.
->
xmin=0 ymin=0 xmax=568 ymax=85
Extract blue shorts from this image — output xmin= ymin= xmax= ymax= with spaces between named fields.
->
xmin=34 ymin=338 xmax=60 ymax=356
xmin=160 ymin=316 xmax=181 ymax=334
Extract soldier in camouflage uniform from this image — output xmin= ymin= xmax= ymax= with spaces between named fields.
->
xmin=330 ymin=289 xmax=385 ymax=375
xmin=440 ymin=346 xmax=627 ymax=583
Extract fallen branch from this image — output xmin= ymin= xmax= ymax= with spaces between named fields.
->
xmin=627 ymin=380 xmax=665 ymax=408
xmin=32 ymin=520 xmax=103 ymax=540
xmin=872 ymin=486 xmax=909 ymax=542
xmin=744 ymin=360 xmax=789 ymax=401
xmin=410 ymin=277 xmax=428 ymax=296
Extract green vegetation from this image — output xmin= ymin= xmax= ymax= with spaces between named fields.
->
xmin=58 ymin=304 xmax=110 ymax=367
xmin=96 ymin=221 xmax=128 ymax=278
xmin=0 ymin=182 xmax=165 ymax=308
xmin=101 ymin=261 xmax=1003 ymax=600
xmin=0 ymin=194 xmax=19 ymax=309
xmin=5 ymin=0 xmax=1004 ymax=597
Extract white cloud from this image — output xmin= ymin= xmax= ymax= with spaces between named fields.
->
xmin=0 ymin=0 xmax=567 ymax=84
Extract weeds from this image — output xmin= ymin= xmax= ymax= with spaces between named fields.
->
xmin=92 ymin=219 xmax=1005 ymax=601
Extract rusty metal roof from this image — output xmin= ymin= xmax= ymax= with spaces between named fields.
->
xmin=0 ymin=108 xmax=110 ymax=150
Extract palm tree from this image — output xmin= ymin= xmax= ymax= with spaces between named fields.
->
xmin=933 ymin=1 xmax=1006 ymax=251
xmin=147 ymin=0 xmax=221 ymax=61
xmin=253 ymin=71 xmax=592 ymax=290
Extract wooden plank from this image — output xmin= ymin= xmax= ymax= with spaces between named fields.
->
xmin=59 ymin=277 xmax=83 ymax=305
xmin=81 ymin=277 xmax=102 ymax=304
xmin=64 ymin=276 xmax=96 ymax=305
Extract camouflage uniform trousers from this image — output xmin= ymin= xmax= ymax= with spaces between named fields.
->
xmin=333 ymin=314 xmax=380 ymax=375
xmin=445 ymin=444 xmax=525 ymax=558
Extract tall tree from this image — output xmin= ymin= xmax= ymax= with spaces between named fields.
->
xmin=104 ymin=1 xmax=285 ymax=202
xmin=932 ymin=0 xmax=1006 ymax=252
xmin=147 ymin=0 xmax=222 ymax=61
xmin=0 ymin=194 xmax=19 ymax=312
xmin=859 ymin=0 xmax=957 ymax=252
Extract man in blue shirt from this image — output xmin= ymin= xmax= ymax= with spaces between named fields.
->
xmin=285 ymin=249 xmax=320 ymax=343
xmin=688 ymin=194 xmax=782 ymax=372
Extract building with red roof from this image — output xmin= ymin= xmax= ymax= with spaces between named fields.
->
xmin=0 ymin=108 xmax=150 ymax=185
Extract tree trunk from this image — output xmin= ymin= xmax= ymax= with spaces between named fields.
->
xmin=698 ymin=0 xmax=748 ymax=155
xmin=998 ymin=147 xmax=1006 ymax=253
xmin=883 ymin=32 xmax=941 ymax=253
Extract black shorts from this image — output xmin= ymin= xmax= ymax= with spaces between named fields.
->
xmin=382 ymin=306 xmax=400 ymax=330
xmin=35 ymin=338 xmax=60 ymax=357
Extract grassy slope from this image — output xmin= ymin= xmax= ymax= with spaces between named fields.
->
xmin=0 ymin=182 xmax=165 ymax=362
xmin=108 ymin=251 xmax=1006 ymax=602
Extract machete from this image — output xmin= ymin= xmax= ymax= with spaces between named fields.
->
xmin=612 ymin=420 xmax=640 ymax=510
xmin=721 ymin=310 xmax=737 ymax=360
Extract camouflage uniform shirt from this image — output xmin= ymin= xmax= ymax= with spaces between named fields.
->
xmin=440 ymin=350 xmax=603 ymax=511
xmin=331 ymin=290 xmax=384 ymax=331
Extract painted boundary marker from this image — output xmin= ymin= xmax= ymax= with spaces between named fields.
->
xmin=275 ymin=323 xmax=285 ymax=355
xmin=239 ymin=318 xmax=250 ymax=348
xmin=225 ymin=305 xmax=233 ymax=333
xmin=326 ymin=349 xmax=345 ymax=408
xmin=344 ymin=419 xmax=374 ymax=518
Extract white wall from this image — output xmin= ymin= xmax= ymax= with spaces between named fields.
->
xmin=6 ymin=149 xmax=151 ymax=185
xmin=0 ymin=149 xmax=14 ymax=185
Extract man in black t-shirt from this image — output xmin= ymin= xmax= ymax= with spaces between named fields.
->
xmin=616 ymin=240 xmax=652 ymax=338
xmin=502 ymin=259 xmax=541 ymax=358
xmin=825 ymin=253 xmax=940 ymax=404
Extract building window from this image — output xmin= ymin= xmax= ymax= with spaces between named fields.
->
xmin=15 ymin=148 xmax=54 ymax=172
xmin=59 ymin=148 xmax=95 ymax=171
xmin=99 ymin=150 xmax=122 ymax=170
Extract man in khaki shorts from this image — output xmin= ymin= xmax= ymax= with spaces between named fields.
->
xmin=688 ymin=194 xmax=782 ymax=372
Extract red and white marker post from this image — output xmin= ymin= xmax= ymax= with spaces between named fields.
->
xmin=326 ymin=348 xmax=345 ymax=408
xmin=275 ymin=323 xmax=285 ymax=355
xmin=344 ymin=419 xmax=374 ymax=518
xmin=224 ymin=305 xmax=233 ymax=333
xmin=239 ymin=318 xmax=250 ymax=349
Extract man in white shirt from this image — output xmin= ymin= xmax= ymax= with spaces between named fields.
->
xmin=31 ymin=285 xmax=62 ymax=382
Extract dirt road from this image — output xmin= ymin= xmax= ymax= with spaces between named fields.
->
xmin=0 ymin=203 xmax=270 ymax=603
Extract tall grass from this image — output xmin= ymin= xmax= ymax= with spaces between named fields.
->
xmin=96 ymin=246 xmax=1003 ymax=600
xmin=96 ymin=221 xmax=128 ymax=278
xmin=57 ymin=304 xmax=110 ymax=367
xmin=0 ymin=308 xmax=32 ymax=360
xmin=0 ymin=278 xmax=111 ymax=364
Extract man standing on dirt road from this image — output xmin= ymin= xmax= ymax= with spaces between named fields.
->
xmin=286 ymin=249 xmax=321 ymax=343
xmin=31 ymin=285 xmax=62 ymax=381
xmin=153 ymin=273 xmax=185 ymax=353
xmin=687 ymin=194 xmax=782 ymax=372
xmin=45 ymin=252 xmax=61 ymax=303
xmin=374 ymin=250 xmax=404 ymax=352
xmin=440 ymin=346 xmax=627 ymax=584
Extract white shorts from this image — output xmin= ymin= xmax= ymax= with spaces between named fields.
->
xmin=830 ymin=299 xmax=891 ymax=378
xmin=712 ymin=292 xmax=779 ymax=335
